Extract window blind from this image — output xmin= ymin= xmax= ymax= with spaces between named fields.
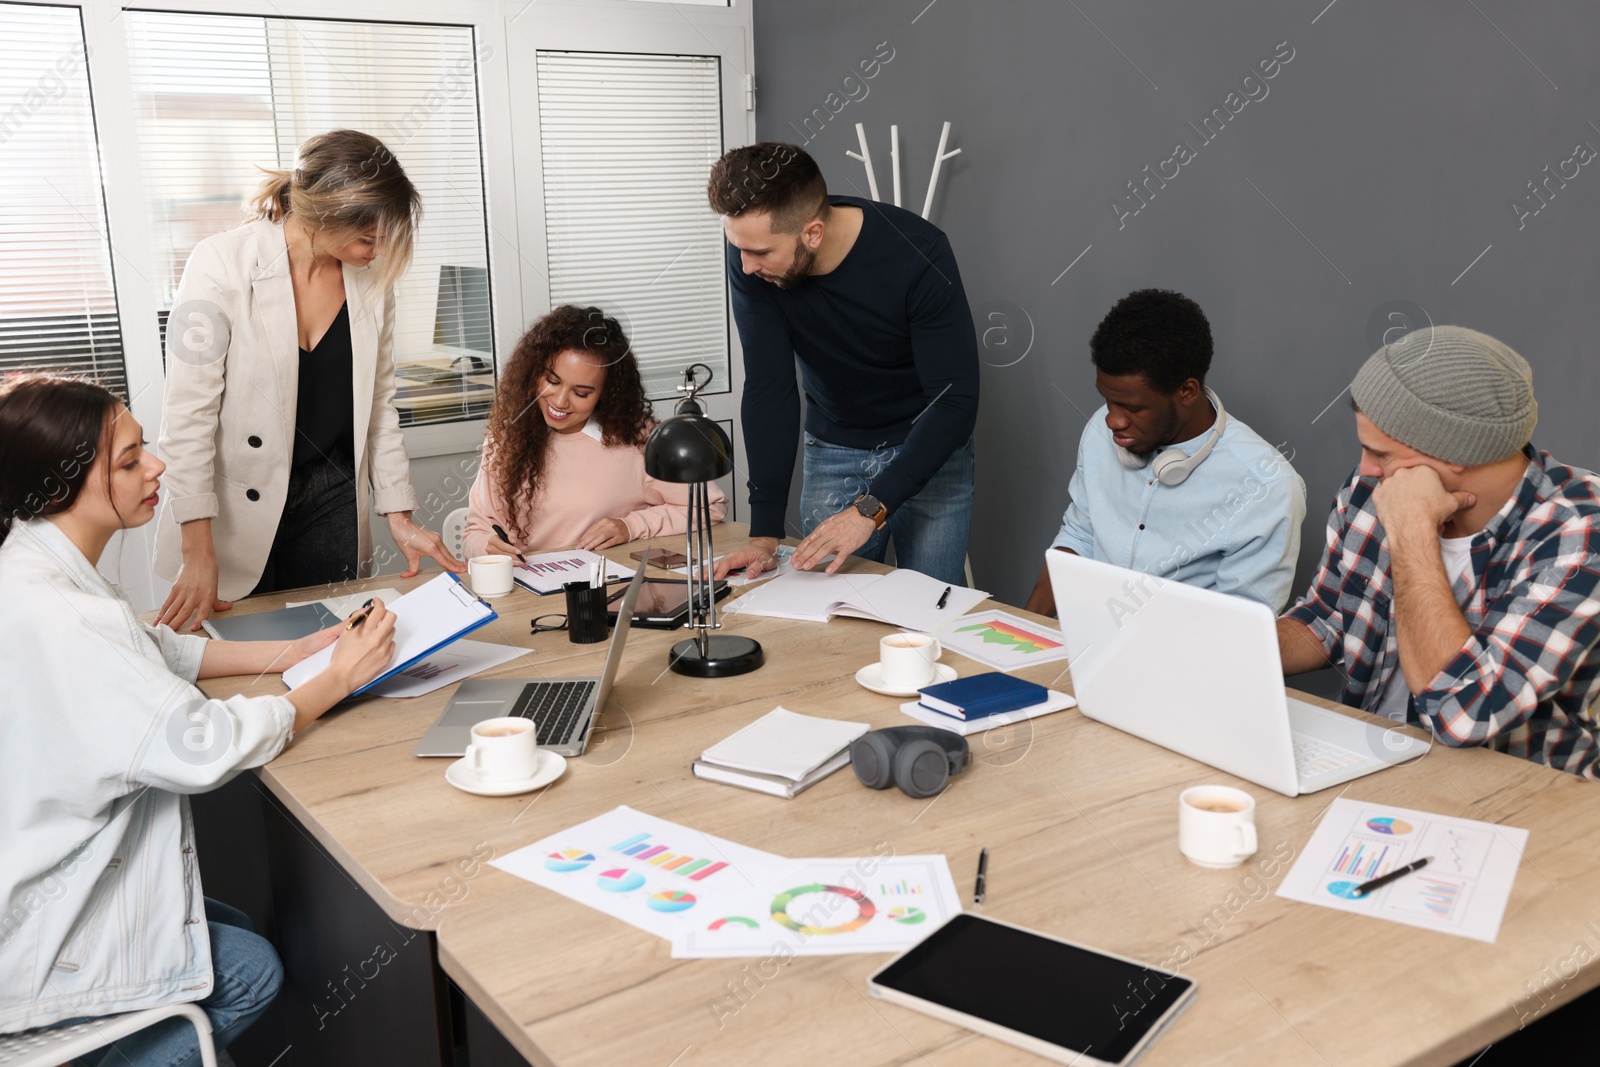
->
xmin=0 ymin=3 xmax=127 ymax=397
xmin=125 ymin=11 xmax=494 ymax=426
xmin=536 ymin=51 xmax=728 ymax=400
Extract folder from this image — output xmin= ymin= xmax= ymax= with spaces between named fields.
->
xmin=282 ymin=573 xmax=498 ymax=697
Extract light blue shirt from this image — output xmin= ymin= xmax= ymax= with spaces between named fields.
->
xmin=1051 ymin=403 xmax=1306 ymax=611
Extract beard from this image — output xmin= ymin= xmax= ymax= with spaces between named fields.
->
xmin=764 ymin=238 xmax=816 ymax=289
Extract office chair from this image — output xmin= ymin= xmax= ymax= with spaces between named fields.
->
xmin=0 ymin=1002 xmax=217 ymax=1067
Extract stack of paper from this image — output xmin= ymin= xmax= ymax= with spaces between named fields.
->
xmin=692 ymin=707 xmax=870 ymax=798
xmin=489 ymin=805 xmax=964 ymax=959
xmin=725 ymin=567 xmax=988 ymax=632
xmin=512 ymin=550 xmax=635 ymax=595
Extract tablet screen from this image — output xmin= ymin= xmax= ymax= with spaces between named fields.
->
xmin=870 ymin=914 xmax=1192 ymax=1064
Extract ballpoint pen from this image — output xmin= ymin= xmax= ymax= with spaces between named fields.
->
xmin=974 ymin=847 xmax=989 ymax=904
xmin=344 ymin=598 xmax=375 ymax=631
xmin=491 ymin=523 xmax=526 ymax=563
xmin=1352 ymin=856 xmax=1432 ymax=897
xmin=936 ymin=585 xmax=952 ymax=609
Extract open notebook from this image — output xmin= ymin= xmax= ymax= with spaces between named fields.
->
xmin=282 ymin=573 xmax=498 ymax=697
xmin=724 ymin=568 xmax=988 ymax=633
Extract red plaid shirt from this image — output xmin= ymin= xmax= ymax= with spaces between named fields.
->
xmin=1285 ymin=446 xmax=1600 ymax=779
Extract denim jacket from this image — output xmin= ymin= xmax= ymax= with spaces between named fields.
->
xmin=0 ymin=517 xmax=295 ymax=1032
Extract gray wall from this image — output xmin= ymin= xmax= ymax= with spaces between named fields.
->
xmin=751 ymin=0 xmax=1600 ymax=606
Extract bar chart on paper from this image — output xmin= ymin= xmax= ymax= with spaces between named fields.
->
xmin=611 ymin=832 xmax=729 ymax=881
xmin=1277 ymin=798 xmax=1527 ymax=942
xmin=490 ymin=806 xmax=784 ymax=941
xmin=512 ymin=550 xmax=635 ymax=594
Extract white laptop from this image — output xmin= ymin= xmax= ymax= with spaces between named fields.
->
xmin=1045 ymin=551 xmax=1428 ymax=796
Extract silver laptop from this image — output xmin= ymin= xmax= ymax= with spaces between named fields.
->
xmin=414 ymin=564 xmax=648 ymax=758
xmin=1044 ymin=551 xmax=1429 ymax=796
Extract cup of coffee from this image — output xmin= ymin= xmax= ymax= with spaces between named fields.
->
xmin=465 ymin=717 xmax=540 ymax=782
xmin=1178 ymin=785 xmax=1258 ymax=868
xmin=879 ymin=633 xmax=942 ymax=689
xmin=468 ymin=555 xmax=514 ymax=598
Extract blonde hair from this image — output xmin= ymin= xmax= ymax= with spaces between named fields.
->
xmin=249 ymin=129 xmax=420 ymax=290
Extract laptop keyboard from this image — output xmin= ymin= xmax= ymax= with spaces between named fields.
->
xmin=509 ymin=681 xmax=597 ymax=747
xmin=1293 ymin=734 xmax=1367 ymax=779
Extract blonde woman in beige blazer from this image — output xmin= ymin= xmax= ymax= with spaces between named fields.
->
xmin=154 ymin=130 xmax=463 ymax=631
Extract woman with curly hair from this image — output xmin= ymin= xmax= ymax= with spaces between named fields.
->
xmin=462 ymin=305 xmax=725 ymax=560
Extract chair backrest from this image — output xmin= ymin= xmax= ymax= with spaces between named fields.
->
xmin=442 ymin=506 xmax=470 ymax=561
xmin=0 ymin=1002 xmax=216 ymax=1067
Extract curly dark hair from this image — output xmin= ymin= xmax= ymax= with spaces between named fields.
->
xmin=484 ymin=305 xmax=653 ymax=545
xmin=1090 ymin=289 xmax=1213 ymax=396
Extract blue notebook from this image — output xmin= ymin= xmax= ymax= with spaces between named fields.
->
xmin=281 ymin=573 xmax=498 ymax=697
xmin=918 ymin=672 xmax=1049 ymax=721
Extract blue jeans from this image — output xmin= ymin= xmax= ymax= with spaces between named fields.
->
xmin=84 ymin=898 xmax=282 ymax=1067
xmin=799 ymin=434 xmax=975 ymax=586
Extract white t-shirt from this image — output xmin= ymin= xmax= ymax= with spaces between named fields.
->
xmin=1376 ymin=534 xmax=1476 ymax=721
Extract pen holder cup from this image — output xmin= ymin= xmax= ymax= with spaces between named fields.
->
xmin=564 ymin=581 xmax=610 ymax=644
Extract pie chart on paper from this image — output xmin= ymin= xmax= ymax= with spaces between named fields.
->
xmin=1366 ymin=817 xmax=1413 ymax=836
xmin=596 ymin=869 xmax=645 ymax=893
xmin=544 ymin=850 xmax=595 ymax=873
xmin=647 ymin=890 xmax=697 ymax=913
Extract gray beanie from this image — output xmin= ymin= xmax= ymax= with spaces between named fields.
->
xmin=1349 ymin=325 xmax=1537 ymax=466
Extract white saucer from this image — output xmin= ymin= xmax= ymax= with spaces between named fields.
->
xmin=855 ymin=660 xmax=957 ymax=697
xmin=445 ymin=749 xmax=567 ymax=796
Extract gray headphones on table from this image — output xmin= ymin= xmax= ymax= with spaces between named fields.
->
xmin=1114 ymin=387 xmax=1227 ymax=486
xmin=850 ymin=727 xmax=971 ymax=799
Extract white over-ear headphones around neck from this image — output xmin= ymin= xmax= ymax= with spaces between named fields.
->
xmin=1115 ymin=387 xmax=1227 ymax=487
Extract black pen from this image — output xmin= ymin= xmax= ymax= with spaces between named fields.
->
xmin=974 ymin=847 xmax=988 ymax=904
xmin=491 ymin=523 xmax=527 ymax=563
xmin=1352 ymin=856 xmax=1432 ymax=898
xmin=344 ymin=598 xmax=375 ymax=631
xmin=936 ymin=585 xmax=952 ymax=609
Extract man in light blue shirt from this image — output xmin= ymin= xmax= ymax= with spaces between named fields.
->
xmin=1026 ymin=290 xmax=1305 ymax=616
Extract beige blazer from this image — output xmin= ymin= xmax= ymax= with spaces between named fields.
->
xmin=153 ymin=219 xmax=418 ymax=601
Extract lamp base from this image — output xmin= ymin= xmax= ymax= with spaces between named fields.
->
xmin=668 ymin=634 xmax=764 ymax=678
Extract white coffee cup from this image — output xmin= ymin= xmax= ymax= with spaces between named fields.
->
xmin=468 ymin=554 xmax=513 ymax=598
xmin=879 ymin=633 xmax=942 ymax=689
xmin=465 ymin=717 xmax=540 ymax=782
xmin=1178 ymin=785 xmax=1258 ymax=868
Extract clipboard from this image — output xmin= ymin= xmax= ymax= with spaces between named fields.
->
xmin=282 ymin=573 xmax=499 ymax=697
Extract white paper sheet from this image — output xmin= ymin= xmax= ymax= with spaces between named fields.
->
xmin=725 ymin=567 xmax=988 ymax=632
xmin=511 ymin=550 xmax=635 ymax=595
xmin=670 ymin=854 xmax=963 ymax=958
xmin=282 ymin=573 xmax=495 ymax=692
xmin=490 ymin=806 xmax=784 ymax=941
xmin=1276 ymin=797 xmax=1527 ymax=942
xmin=934 ymin=609 xmax=1071 ymax=672
xmin=363 ymin=640 xmax=530 ymax=698
xmin=286 ymin=587 xmax=404 ymax=618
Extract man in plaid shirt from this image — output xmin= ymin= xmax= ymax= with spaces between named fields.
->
xmin=1278 ymin=326 xmax=1599 ymax=779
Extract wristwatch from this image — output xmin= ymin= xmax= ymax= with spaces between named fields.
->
xmin=853 ymin=494 xmax=888 ymax=530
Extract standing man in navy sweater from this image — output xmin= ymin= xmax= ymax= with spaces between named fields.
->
xmin=707 ymin=142 xmax=980 ymax=585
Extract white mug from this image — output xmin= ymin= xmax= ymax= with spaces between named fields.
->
xmin=465 ymin=717 xmax=540 ymax=782
xmin=879 ymin=633 xmax=942 ymax=689
xmin=1178 ymin=785 xmax=1258 ymax=869
xmin=468 ymin=554 xmax=514 ymax=598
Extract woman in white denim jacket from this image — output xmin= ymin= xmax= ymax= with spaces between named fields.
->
xmin=0 ymin=375 xmax=396 ymax=1064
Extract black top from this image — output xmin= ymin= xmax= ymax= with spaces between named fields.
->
xmin=292 ymin=301 xmax=355 ymax=469
xmin=727 ymin=195 xmax=980 ymax=539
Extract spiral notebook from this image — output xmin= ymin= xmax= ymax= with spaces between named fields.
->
xmin=282 ymin=573 xmax=498 ymax=698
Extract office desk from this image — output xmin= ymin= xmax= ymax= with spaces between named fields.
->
xmin=198 ymin=528 xmax=1600 ymax=1067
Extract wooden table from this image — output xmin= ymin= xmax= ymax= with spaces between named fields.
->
xmin=199 ymin=526 xmax=1600 ymax=1067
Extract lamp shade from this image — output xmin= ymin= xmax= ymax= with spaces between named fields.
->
xmin=644 ymin=408 xmax=732 ymax=484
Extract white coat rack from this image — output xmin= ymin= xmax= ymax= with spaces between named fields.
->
xmin=846 ymin=121 xmax=961 ymax=219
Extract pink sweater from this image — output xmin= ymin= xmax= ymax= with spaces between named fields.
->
xmin=462 ymin=424 xmax=727 ymax=560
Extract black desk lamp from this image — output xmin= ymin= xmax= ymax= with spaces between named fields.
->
xmin=643 ymin=364 xmax=763 ymax=678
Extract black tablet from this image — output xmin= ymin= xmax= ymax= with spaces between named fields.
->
xmin=868 ymin=914 xmax=1196 ymax=1066
xmin=605 ymin=577 xmax=729 ymax=629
